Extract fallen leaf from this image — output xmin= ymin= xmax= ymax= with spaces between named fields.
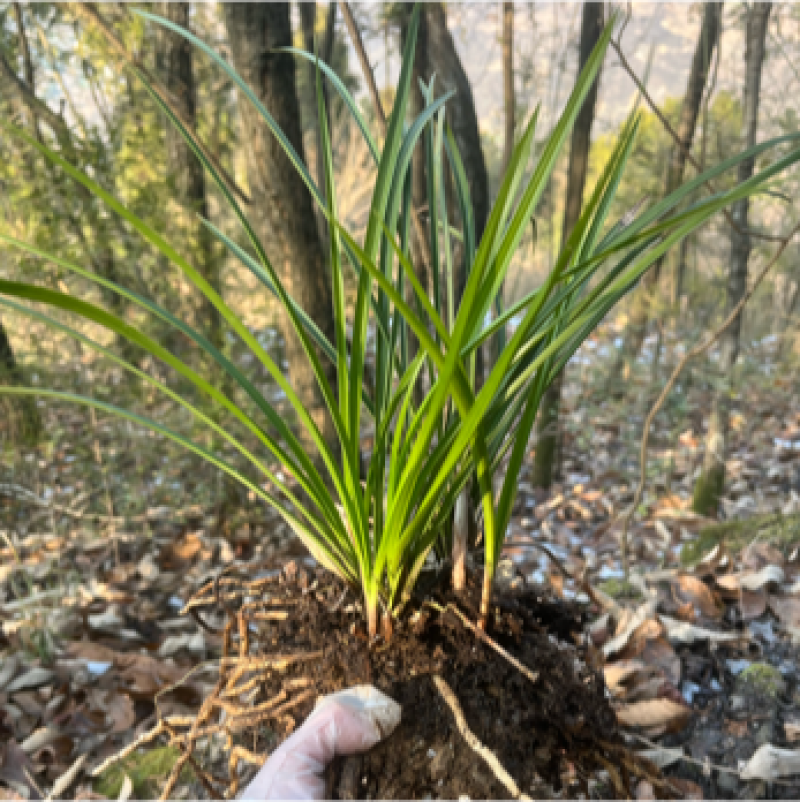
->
xmin=635 ymin=746 xmax=682 ymax=770
xmin=671 ymin=575 xmax=722 ymax=619
xmin=726 ymin=719 xmax=749 ymax=738
xmin=740 ymin=744 xmax=800 ymax=781
xmin=769 ymin=596 xmax=800 ymax=629
xmin=693 ymin=543 xmax=731 ymax=578
xmin=5 ymin=668 xmax=54 ymax=695
xmin=159 ymin=533 xmax=202 ymax=569
xmin=640 ymin=636 xmax=681 ymax=687
xmin=0 ymin=656 xmax=19 ymax=692
xmin=740 ymin=588 xmax=768 ymax=621
xmin=668 ymin=778 xmax=703 ymax=799
xmin=86 ymin=690 xmax=135 ymax=733
xmin=157 ymin=632 xmax=205 ymax=658
xmin=616 ymin=698 xmax=691 ymax=732
xmin=659 ymin=616 xmax=743 ymax=646
xmin=603 ymin=600 xmax=659 ymax=658
xmin=716 ymin=565 xmax=784 ymax=594
xmin=742 ymin=542 xmax=785 ymax=570
xmin=785 ymin=717 xmax=800 ymax=743
xmin=0 ymin=741 xmax=41 ymax=800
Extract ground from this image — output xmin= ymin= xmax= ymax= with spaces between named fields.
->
xmin=3 ymin=331 xmax=800 ymax=798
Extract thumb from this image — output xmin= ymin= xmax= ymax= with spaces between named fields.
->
xmin=240 ymin=686 xmax=400 ymax=800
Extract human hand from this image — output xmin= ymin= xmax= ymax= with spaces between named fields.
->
xmin=240 ymin=685 xmax=401 ymax=800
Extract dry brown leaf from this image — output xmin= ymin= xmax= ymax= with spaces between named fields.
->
xmin=671 ymin=575 xmax=722 ymax=619
xmin=86 ymin=689 xmax=135 ymax=734
xmin=674 ymin=601 xmax=696 ymax=623
xmin=726 ymin=719 xmax=749 ymax=738
xmin=615 ymin=618 xmax=665 ymax=663
xmin=0 ymin=741 xmax=41 ymax=800
xmin=742 ymin=542 xmax=785 ymax=570
xmin=769 ymin=595 xmax=800 ymax=629
xmin=603 ymin=660 xmax=649 ymax=694
xmin=64 ymin=642 xmax=188 ymax=697
xmin=640 ymin=636 xmax=681 ymax=687
xmin=616 ymin=699 xmax=691 ymax=732
xmin=784 ymin=717 xmax=800 ymax=743
xmin=693 ymin=543 xmax=731 ymax=578
xmin=159 ymin=532 xmax=203 ymax=569
xmin=740 ymin=588 xmax=768 ymax=621
xmin=668 ymin=778 xmax=703 ymax=799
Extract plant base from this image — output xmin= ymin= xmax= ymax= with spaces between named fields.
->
xmin=136 ymin=564 xmax=662 ymax=800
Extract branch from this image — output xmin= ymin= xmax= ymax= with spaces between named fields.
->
xmin=619 ymin=221 xmax=800 ymax=572
xmin=611 ymin=38 xmax=786 ymax=244
xmin=69 ymin=3 xmax=251 ymax=207
xmin=0 ymin=50 xmax=70 ymax=143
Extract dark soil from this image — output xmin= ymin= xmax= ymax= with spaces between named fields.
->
xmin=232 ymin=564 xmax=626 ymax=800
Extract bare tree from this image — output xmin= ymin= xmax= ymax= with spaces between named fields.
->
xmin=299 ymin=0 xmax=337 ymax=243
xmin=693 ymin=3 xmax=772 ymax=516
xmin=158 ymin=3 xmax=224 ymax=356
xmin=532 ymin=2 xmax=604 ymax=489
xmin=611 ymin=3 xmax=723 ymax=384
xmin=222 ymin=3 xmax=338 ymax=462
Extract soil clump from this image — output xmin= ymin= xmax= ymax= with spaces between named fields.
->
xmin=234 ymin=564 xmax=628 ymax=799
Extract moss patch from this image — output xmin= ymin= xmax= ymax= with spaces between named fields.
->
xmin=680 ymin=513 xmax=800 ymax=567
xmin=598 ymin=578 xmax=642 ymax=600
xmin=94 ymin=745 xmax=192 ymax=800
xmin=736 ymin=662 xmax=786 ymax=699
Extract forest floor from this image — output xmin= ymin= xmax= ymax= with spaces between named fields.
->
xmin=3 ymin=331 xmax=800 ymax=799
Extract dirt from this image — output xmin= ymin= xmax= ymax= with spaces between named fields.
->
xmin=225 ymin=563 xmax=628 ymax=800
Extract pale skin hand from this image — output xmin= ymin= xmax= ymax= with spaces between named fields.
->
xmin=241 ymin=686 xmax=401 ymax=800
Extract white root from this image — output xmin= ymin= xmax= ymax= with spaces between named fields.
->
xmin=433 ymin=675 xmax=531 ymax=801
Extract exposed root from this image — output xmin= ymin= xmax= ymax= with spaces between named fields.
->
xmin=226 ymin=746 xmax=267 ymax=799
xmin=433 ymin=675 xmax=531 ymax=801
xmin=93 ymin=575 xmax=318 ymax=800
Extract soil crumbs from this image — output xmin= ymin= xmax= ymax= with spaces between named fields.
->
xmin=233 ymin=565 xmax=624 ymax=800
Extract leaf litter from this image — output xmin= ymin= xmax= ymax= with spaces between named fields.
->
xmin=4 ymin=346 xmax=800 ymax=797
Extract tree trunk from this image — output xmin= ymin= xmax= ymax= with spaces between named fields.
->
xmin=159 ymin=2 xmax=224 ymax=358
xmin=489 ymin=1 xmax=514 ymax=371
xmin=299 ymin=1 xmax=336 ymax=246
xmin=611 ymin=2 xmax=722 ymax=385
xmin=424 ymin=4 xmax=490 ymax=287
xmin=423 ymin=3 xmax=490 ymax=390
xmin=692 ymin=2 xmax=771 ymax=517
xmin=0 ymin=315 xmax=42 ymax=444
xmin=532 ymin=1 xmax=603 ymax=490
xmin=222 ymin=3 xmax=338 ymax=464
xmin=413 ymin=4 xmax=490 ymax=586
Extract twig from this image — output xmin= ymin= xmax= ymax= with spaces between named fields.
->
xmin=619 ymin=222 xmax=800 ymax=572
xmin=611 ymin=37 xmax=785 ymax=244
xmin=427 ymin=601 xmax=539 ymax=685
xmin=45 ymin=754 xmax=87 ymax=801
xmin=433 ymin=675 xmax=531 ymax=800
